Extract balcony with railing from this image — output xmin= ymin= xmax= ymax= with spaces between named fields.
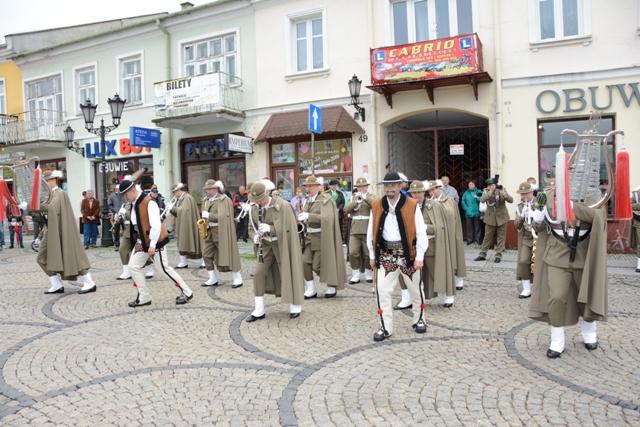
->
xmin=0 ymin=110 xmax=67 ymax=146
xmin=152 ymin=71 xmax=244 ymax=128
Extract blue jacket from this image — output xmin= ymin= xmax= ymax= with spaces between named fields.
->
xmin=461 ymin=189 xmax=482 ymax=217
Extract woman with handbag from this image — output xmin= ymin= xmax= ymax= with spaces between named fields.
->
xmin=460 ymin=180 xmax=483 ymax=245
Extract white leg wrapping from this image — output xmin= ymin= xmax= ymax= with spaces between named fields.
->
xmin=232 ymin=271 xmax=243 ymax=285
xmin=325 ymin=285 xmax=336 ymax=295
xmin=205 ymin=270 xmax=218 ymax=286
xmin=520 ymin=280 xmax=532 ymax=297
xmin=350 ymin=270 xmax=360 ymax=282
xmin=252 ymin=296 xmax=265 ymax=317
xmin=200 ymin=259 xmax=206 ymax=268
xmin=636 ymin=257 xmax=640 ymax=269
xmin=177 ymin=255 xmax=188 ymax=268
xmin=289 ymin=304 xmax=302 ymax=314
xmin=398 ymin=289 xmax=411 ymax=307
xmin=580 ymin=319 xmax=597 ymax=344
xmin=79 ymin=273 xmax=95 ymax=291
xmin=304 ymin=280 xmax=316 ymax=297
xmin=443 ymin=294 xmax=455 ymax=305
xmin=144 ymin=265 xmax=154 ymax=278
xmin=549 ymin=326 xmax=565 ymax=353
xmin=47 ymin=274 xmax=63 ymax=293
xmin=118 ymin=265 xmax=131 ymax=279
xmin=455 ymin=276 xmax=464 ymax=289
xmin=365 ymin=269 xmax=373 ymax=281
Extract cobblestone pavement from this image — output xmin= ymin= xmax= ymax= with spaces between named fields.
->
xmin=0 ymin=240 xmax=638 ymax=426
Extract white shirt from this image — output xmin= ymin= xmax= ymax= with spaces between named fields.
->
xmin=130 ymin=192 xmax=161 ymax=249
xmin=366 ymin=196 xmax=428 ymax=262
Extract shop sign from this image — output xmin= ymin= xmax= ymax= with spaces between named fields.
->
xmin=183 ymin=138 xmax=226 ymax=161
xmin=225 ymin=134 xmax=253 ymax=154
xmin=130 ymin=127 xmax=161 ymax=148
xmin=449 ymin=144 xmax=464 ymax=155
xmin=97 ymin=161 xmax=131 ymax=174
xmin=153 ymin=74 xmax=221 ymax=113
xmin=535 ymin=83 xmax=640 ymax=114
xmin=85 ymin=137 xmax=152 ymax=159
xmin=370 ymin=33 xmax=482 ymax=85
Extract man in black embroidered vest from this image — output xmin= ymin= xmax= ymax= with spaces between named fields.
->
xmin=120 ymin=180 xmax=194 ymax=307
xmin=366 ymin=172 xmax=428 ymax=342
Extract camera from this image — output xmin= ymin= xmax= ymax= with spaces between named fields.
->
xmin=496 ymin=184 xmax=503 ymax=190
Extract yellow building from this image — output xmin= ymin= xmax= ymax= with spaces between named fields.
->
xmin=0 ymin=59 xmax=22 ymax=116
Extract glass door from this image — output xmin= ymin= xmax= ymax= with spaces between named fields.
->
xmin=273 ymin=167 xmax=295 ymax=201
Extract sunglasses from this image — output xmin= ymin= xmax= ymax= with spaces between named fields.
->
xmin=151 ymin=189 xmax=158 ymax=193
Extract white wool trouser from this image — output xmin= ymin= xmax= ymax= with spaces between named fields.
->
xmin=130 ymin=248 xmax=192 ymax=303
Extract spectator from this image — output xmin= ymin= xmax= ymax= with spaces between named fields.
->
xmin=233 ymin=185 xmax=249 ymax=242
xmin=398 ymin=173 xmax=410 ymax=197
xmin=461 ymin=180 xmax=483 ymax=245
xmin=527 ymin=176 xmax=539 ymax=195
xmin=328 ymin=179 xmax=346 ymax=244
xmin=290 ymin=187 xmax=307 ymax=217
xmin=8 ymin=208 xmax=24 ymax=249
xmin=107 ymin=185 xmax=124 ymax=250
xmin=149 ymin=184 xmax=166 ymax=210
xmin=81 ymin=190 xmax=100 ymax=249
xmin=441 ymin=176 xmax=460 ymax=203
xmin=0 ymin=218 xmax=4 ymax=250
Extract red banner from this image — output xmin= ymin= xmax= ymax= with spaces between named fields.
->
xmin=370 ymin=33 xmax=483 ymax=85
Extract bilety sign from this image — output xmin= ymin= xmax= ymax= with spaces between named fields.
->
xmin=153 ymin=74 xmax=221 ymax=113
xmin=370 ymin=33 xmax=482 ymax=85
xmin=225 ymin=133 xmax=253 ymax=154
xmin=130 ymin=127 xmax=161 ymax=148
xmin=85 ymin=137 xmax=152 ymax=159
xmin=449 ymin=144 xmax=465 ymax=156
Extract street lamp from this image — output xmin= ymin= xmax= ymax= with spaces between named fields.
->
xmin=64 ymin=125 xmax=84 ymax=155
xmin=79 ymin=94 xmax=127 ymax=247
xmin=348 ymin=74 xmax=365 ymax=122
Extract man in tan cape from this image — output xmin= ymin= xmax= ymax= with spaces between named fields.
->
xmin=514 ymin=182 xmax=536 ymax=298
xmin=245 ymin=182 xmax=305 ymax=322
xmin=431 ymin=179 xmax=466 ymax=304
xmin=410 ymin=181 xmax=455 ymax=306
xmin=475 ymin=177 xmax=513 ymax=263
xmin=345 ymin=176 xmax=375 ymax=284
xmin=528 ymin=189 xmax=608 ymax=358
xmin=37 ymin=170 xmax=96 ymax=294
xmin=631 ymin=187 xmax=640 ymax=273
xmin=297 ymin=175 xmax=346 ymax=298
xmin=170 ymin=183 xmax=202 ymax=268
xmin=200 ymin=179 xmax=243 ymax=288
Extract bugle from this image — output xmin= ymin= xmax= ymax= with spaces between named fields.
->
xmin=160 ymin=196 xmax=177 ymax=220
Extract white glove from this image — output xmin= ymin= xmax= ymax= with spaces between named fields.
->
xmin=258 ymin=223 xmax=271 ymax=234
xmin=297 ymin=212 xmax=309 ymax=222
xmin=253 ymin=234 xmax=261 ymax=245
xmin=19 ymin=201 xmax=28 ymax=211
xmin=520 ymin=207 xmax=527 ymax=218
xmin=201 ymin=211 xmax=209 ymax=219
xmin=532 ymin=209 xmax=545 ymax=223
xmin=118 ymin=206 xmax=126 ymax=216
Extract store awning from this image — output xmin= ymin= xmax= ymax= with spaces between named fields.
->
xmin=255 ymin=106 xmax=364 ymax=142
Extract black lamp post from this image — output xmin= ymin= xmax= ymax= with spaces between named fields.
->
xmin=348 ymin=74 xmax=365 ymax=122
xmin=79 ymin=93 xmax=126 ymax=247
xmin=64 ymin=125 xmax=84 ymax=155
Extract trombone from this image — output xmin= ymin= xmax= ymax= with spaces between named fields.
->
xmin=160 ymin=195 xmax=178 ymax=220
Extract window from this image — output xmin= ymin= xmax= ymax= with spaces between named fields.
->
xmin=391 ymin=0 xmax=474 ymax=45
xmin=25 ymin=74 xmax=63 ymax=123
xmin=537 ymin=116 xmax=616 ymax=216
xmin=0 ymin=79 xmax=5 ymax=115
xmin=531 ymin=0 xmax=589 ymax=43
xmin=75 ymin=66 xmax=96 ymax=114
xmin=291 ymin=14 xmax=325 ymax=73
xmin=120 ymin=55 xmax=142 ymax=104
xmin=182 ymin=32 xmax=238 ymax=84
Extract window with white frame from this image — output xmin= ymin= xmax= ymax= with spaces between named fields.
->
xmin=291 ymin=14 xmax=325 ymax=73
xmin=0 ymin=80 xmax=5 ymax=115
xmin=75 ymin=65 xmax=96 ymax=114
xmin=120 ymin=55 xmax=142 ymax=104
xmin=25 ymin=74 xmax=63 ymax=123
xmin=182 ymin=32 xmax=238 ymax=84
xmin=391 ymin=0 xmax=473 ymax=45
xmin=531 ymin=0 xmax=589 ymax=42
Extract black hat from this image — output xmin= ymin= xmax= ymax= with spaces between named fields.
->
xmin=377 ymin=172 xmax=403 ymax=185
xmin=119 ymin=180 xmax=135 ymax=194
xmin=329 ymin=179 xmax=339 ymax=186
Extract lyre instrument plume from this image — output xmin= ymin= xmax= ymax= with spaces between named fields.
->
xmin=12 ymin=157 xmax=51 ymax=214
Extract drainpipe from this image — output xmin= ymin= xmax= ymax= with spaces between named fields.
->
xmin=492 ymin=0 xmax=504 ymax=177
xmin=367 ymin=0 xmax=379 ymax=183
xmin=156 ymin=18 xmax=175 ymax=188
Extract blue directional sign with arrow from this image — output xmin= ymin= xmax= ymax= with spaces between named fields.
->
xmin=308 ymin=104 xmax=322 ymax=134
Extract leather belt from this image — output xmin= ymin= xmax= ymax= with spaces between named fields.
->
xmin=307 ymin=227 xmax=321 ymax=234
xmin=352 ymin=215 xmax=370 ymax=220
xmin=551 ymin=228 xmax=588 ymax=239
xmin=382 ymin=240 xmax=403 ymax=250
xmin=208 ymin=222 xmax=218 ymax=228
xmin=124 ymin=220 xmax=130 ymax=225
xmin=262 ymin=236 xmax=278 ymax=242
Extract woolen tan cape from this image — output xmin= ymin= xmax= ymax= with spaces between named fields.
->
xmin=171 ymin=192 xmax=202 ymax=259
xmin=529 ymin=203 xmax=608 ymax=326
xmin=423 ymin=200 xmax=456 ymax=299
xmin=440 ymin=196 xmax=467 ymax=277
xmin=319 ymin=194 xmax=347 ymax=288
xmin=261 ymin=197 xmax=305 ymax=305
xmin=215 ymin=195 xmax=241 ymax=272
xmin=37 ymin=188 xmax=91 ymax=280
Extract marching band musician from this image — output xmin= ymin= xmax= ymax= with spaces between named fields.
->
xmin=631 ymin=186 xmax=640 ymax=273
xmin=120 ymin=180 xmax=194 ymax=307
xmin=528 ymin=182 xmax=608 ymax=358
xmin=432 ymin=179 xmax=467 ymax=293
xmin=169 ymin=183 xmax=203 ymax=269
xmin=245 ymin=182 xmax=305 ymax=322
xmin=38 ymin=170 xmax=96 ymax=295
xmin=367 ymin=172 xmax=428 ymax=342
xmin=115 ymin=198 xmax=154 ymax=281
xmin=297 ymin=175 xmax=346 ymax=299
xmin=410 ymin=181 xmax=455 ymax=307
xmin=514 ymin=181 xmax=536 ymax=299
xmin=200 ymin=179 xmax=243 ymax=288
xmin=345 ymin=177 xmax=375 ymax=285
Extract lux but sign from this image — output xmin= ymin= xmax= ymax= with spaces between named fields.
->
xmin=85 ymin=138 xmax=151 ymax=159
xmin=535 ymin=82 xmax=640 ymax=113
